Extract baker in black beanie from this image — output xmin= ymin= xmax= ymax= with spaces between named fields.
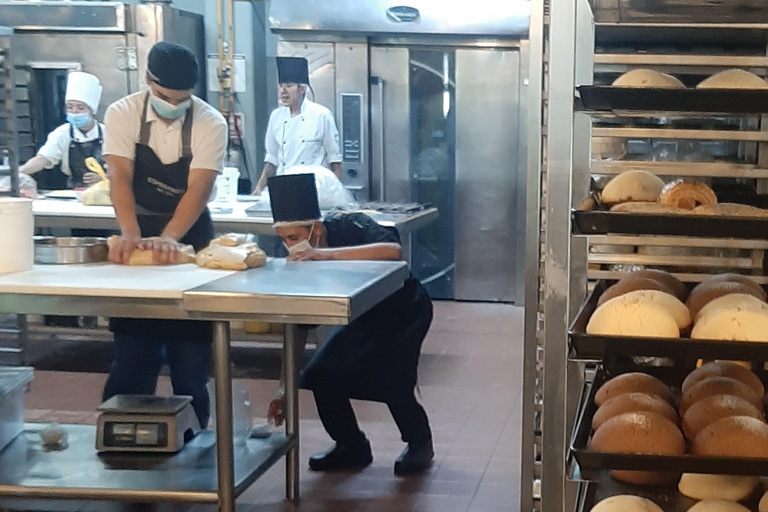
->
xmin=101 ymin=41 xmax=227 ymax=429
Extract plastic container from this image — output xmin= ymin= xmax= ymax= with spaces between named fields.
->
xmin=0 ymin=366 xmax=33 ymax=453
xmin=0 ymin=198 xmax=33 ymax=274
xmin=212 ymin=167 xmax=240 ymax=205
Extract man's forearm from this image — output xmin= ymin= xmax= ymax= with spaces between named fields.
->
xmin=321 ymin=243 xmax=402 ymax=261
xmin=331 ymin=162 xmax=341 ymax=179
xmin=255 ymin=162 xmax=277 ymax=191
xmin=19 ymin=155 xmax=51 ymax=175
xmin=162 ymin=186 xmax=210 ymax=241
xmin=110 ymin=174 xmax=140 ymax=237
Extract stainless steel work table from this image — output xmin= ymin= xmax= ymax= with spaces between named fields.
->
xmin=0 ymin=259 xmax=409 ymax=511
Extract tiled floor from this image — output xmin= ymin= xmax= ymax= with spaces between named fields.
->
xmin=8 ymin=301 xmax=523 ymax=512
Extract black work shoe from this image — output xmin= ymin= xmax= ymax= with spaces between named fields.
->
xmin=394 ymin=440 xmax=434 ymax=476
xmin=308 ymin=440 xmax=373 ymax=472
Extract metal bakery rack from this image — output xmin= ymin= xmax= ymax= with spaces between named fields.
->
xmin=522 ymin=0 xmax=768 ymax=511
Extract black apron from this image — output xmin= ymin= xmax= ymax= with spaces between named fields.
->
xmin=67 ymin=123 xmax=104 ymax=189
xmin=110 ymin=94 xmax=213 ymax=341
xmin=300 ymin=276 xmax=433 ymax=403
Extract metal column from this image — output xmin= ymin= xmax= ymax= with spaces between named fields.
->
xmin=283 ymin=324 xmax=306 ymax=502
xmin=212 ymin=321 xmax=236 ymax=512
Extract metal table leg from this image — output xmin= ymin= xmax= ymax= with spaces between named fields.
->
xmin=284 ymin=324 xmax=307 ymax=502
xmin=212 ymin=321 xmax=235 ymax=512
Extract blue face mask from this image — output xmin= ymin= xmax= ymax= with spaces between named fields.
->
xmin=67 ymin=113 xmax=91 ymax=129
xmin=150 ymin=92 xmax=191 ymax=120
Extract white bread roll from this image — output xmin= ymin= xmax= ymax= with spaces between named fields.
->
xmin=678 ymin=473 xmax=758 ymax=501
xmin=692 ymin=308 xmax=768 ymax=342
xmin=687 ymin=501 xmax=750 ymax=512
xmin=601 ymin=170 xmax=665 ymax=205
xmin=587 ymin=294 xmax=680 ymax=338
xmin=614 ymin=290 xmax=690 ymax=330
xmin=613 ymin=69 xmax=685 ymax=89
xmin=697 ymin=69 xmax=768 ymax=90
xmin=589 ymin=495 xmax=663 ymax=512
xmin=696 ymin=293 xmax=768 ymax=323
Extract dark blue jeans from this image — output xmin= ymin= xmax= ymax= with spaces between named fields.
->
xmin=102 ymin=334 xmax=212 ymax=429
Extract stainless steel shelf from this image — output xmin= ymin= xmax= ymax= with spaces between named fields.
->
xmin=590 ymin=160 xmax=768 ymax=178
xmin=592 ymin=127 xmax=768 ymax=142
xmin=0 ymin=424 xmax=295 ymax=503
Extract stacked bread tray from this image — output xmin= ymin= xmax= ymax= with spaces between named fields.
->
xmin=577 ymin=86 xmax=768 ymax=114
xmin=569 ymin=280 xmax=768 ymax=361
xmin=570 ymin=364 xmax=768 ymax=478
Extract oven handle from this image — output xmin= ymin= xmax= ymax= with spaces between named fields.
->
xmin=370 ymin=76 xmax=385 ymax=202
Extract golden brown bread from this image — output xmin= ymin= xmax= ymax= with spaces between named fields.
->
xmin=593 ymin=392 xmax=678 ymax=431
xmin=696 ymin=274 xmax=767 ymax=301
xmin=613 ymin=69 xmax=685 ymax=89
xmin=598 ymin=277 xmax=676 ymax=307
xmin=694 ymin=203 xmax=768 ymax=218
xmin=609 ymin=202 xmax=687 ymax=214
xmin=695 ymin=293 xmax=768 ymax=324
xmin=679 ymin=377 xmax=763 ymax=417
xmin=595 ymin=373 xmax=673 ymax=407
xmin=698 ymin=69 xmax=768 ymax=90
xmin=627 ymin=269 xmax=688 ymax=301
xmin=601 ymin=170 xmax=665 ymax=205
xmin=686 ymin=279 xmax=767 ymax=320
xmin=658 ymin=179 xmax=717 ymax=211
xmin=687 ymin=500 xmax=751 ymax=512
xmin=682 ymin=360 xmax=765 ymax=397
xmin=692 ymin=415 xmax=768 ymax=458
xmin=589 ymin=495 xmax=664 ymax=512
xmin=681 ymin=394 xmax=764 ymax=440
xmin=592 ymin=411 xmax=684 ymax=486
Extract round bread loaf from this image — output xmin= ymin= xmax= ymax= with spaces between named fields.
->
xmin=613 ymin=69 xmax=685 ymax=89
xmin=609 ymin=290 xmax=690 ymax=330
xmin=759 ymin=489 xmax=768 ymax=512
xmin=593 ymin=392 xmax=678 ymax=431
xmin=681 ymin=394 xmax=764 ymax=440
xmin=598 ymin=277 xmax=677 ymax=307
xmin=589 ymin=495 xmax=664 ymax=512
xmin=696 ymin=293 xmax=768 ymax=323
xmin=601 ymin=170 xmax=666 ymax=205
xmin=686 ymin=500 xmax=751 ymax=512
xmin=696 ymin=274 xmax=767 ymax=301
xmin=593 ymin=411 xmax=684 ymax=486
xmin=692 ymin=308 xmax=768 ymax=343
xmin=595 ymin=373 xmax=674 ymax=407
xmin=682 ymin=360 xmax=765 ymax=397
xmin=692 ymin=415 xmax=768 ymax=458
xmin=679 ymin=377 xmax=762 ymax=416
xmin=686 ymin=279 xmax=767 ymax=320
xmin=697 ymin=69 xmax=768 ymax=90
xmin=627 ymin=269 xmax=688 ymax=301
xmin=587 ymin=295 xmax=680 ymax=338
xmin=678 ymin=473 xmax=759 ymax=501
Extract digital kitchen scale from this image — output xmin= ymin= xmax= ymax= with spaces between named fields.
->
xmin=96 ymin=395 xmax=201 ymax=453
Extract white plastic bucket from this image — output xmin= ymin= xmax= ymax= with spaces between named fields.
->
xmin=0 ymin=197 xmax=33 ymax=274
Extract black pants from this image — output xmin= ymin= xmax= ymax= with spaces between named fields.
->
xmin=313 ymin=383 xmax=432 ymax=447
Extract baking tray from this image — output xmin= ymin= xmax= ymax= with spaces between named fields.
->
xmin=570 ymin=365 xmax=768 ymax=478
xmin=569 ymin=280 xmax=768 ymax=361
xmin=573 ymin=470 xmax=763 ymax=512
xmin=578 ymin=85 xmax=768 ymax=114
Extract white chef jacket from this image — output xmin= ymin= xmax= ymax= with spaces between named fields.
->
xmin=37 ymin=122 xmax=104 ymax=177
xmin=264 ymin=98 xmax=342 ymax=175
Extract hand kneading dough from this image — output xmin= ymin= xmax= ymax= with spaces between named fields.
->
xmin=595 ymin=373 xmax=673 ymax=406
xmin=687 ymin=500 xmax=751 ymax=512
xmin=613 ymin=69 xmax=685 ymax=89
xmin=587 ymin=294 xmax=680 ymax=338
xmin=682 ymin=360 xmax=764 ymax=397
xmin=692 ymin=416 xmax=768 ymax=458
xmin=589 ymin=495 xmax=664 ymax=512
xmin=80 ymin=180 xmax=111 ymax=206
xmin=679 ymin=473 xmax=759 ymax=502
xmin=601 ymin=170 xmax=665 ymax=205
xmin=195 ymin=243 xmax=267 ymax=271
xmin=692 ymin=309 xmax=768 ymax=343
xmin=697 ymin=69 xmax=768 ymax=90
xmin=695 ymin=293 xmax=768 ymax=323
xmin=107 ymin=236 xmax=195 ymax=265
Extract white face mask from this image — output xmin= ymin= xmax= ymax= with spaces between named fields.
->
xmin=285 ymin=224 xmax=315 ymax=256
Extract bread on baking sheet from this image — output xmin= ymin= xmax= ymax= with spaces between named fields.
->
xmin=682 ymin=394 xmax=764 ymax=440
xmin=658 ymin=179 xmax=718 ymax=211
xmin=686 ymin=277 xmax=767 ymax=320
xmin=593 ymin=392 xmax=678 ymax=431
xmin=587 ymin=293 xmax=680 ymax=338
xmin=694 ymin=202 xmax=768 ymax=218
xmin=686 ymin=500 xmax=751 ymax=512
xmin=759 ymin=489 xmax=768 ymax=512
xmin=601 ymin=170 xmax=666 ymax=205
xmin=679 ymin=376 xmax=762 ymax=416
xmin=683 ymin=360 xmax=765 ymax=398
xmin=611 ymin=290 xmax=690 ymax=330
xmin=595 ymin=373 xmax=674 ymax=407
xmin=589 ymin=495 xmax=664 ymax=512
xmin=692 ymin=308 xmax=768 ymax=344
xmin=695 ymin=293 xmax=768 ymax=323
xmin=610 ymin=202 xmax=688 ymax=214
xmin=613 ymin=69 xmax=685 ymax=89
xmin=695 ymin=274 xmax=767 ymax=301
xmin=627 ymin=269 xmax=688 ymax=301
xmin=598 ymin=277 xmax=677 ymax=307
xmin=697 ymin=69 xmax=768 ymax=90
xmin=692 ymin=415 xmax=768 ymax=458
xmin=678 ymin=473 xmax=759 ymax=502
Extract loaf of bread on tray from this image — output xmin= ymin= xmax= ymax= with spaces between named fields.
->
xmin=682 ymin=394 xmax=764 ymax=440
xmin=589 ymin=495 xmax=664 ymax=512
xmin=601 ymin=170 xmax=665 ymax=205
xmin=694 ymin=202 xmax=768 ymax=217
xmin=593 ymin=392 xmax=678 ymax=431
xmin=613 ymin=69 xmax=685 ymax=89
xmin=678 ymin=473 xmax=759 ymax=502
xmin=595 ymin=372 xmax=674 ymax=407
xmin=697 ymin=69 xmax=768 ymax=90
xmin=692 ymin=415 xmax=768 ymax=458
xmin=659 ymin=179 xmax=717 ymax=210
xmin=683 ymin=360 xmax=765 ymax=397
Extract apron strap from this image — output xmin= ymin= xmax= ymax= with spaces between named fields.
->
xmin=139 ymin=92 xmax=194 ymax=159
xmin=139 ymin=92 xmax=152 ymax=146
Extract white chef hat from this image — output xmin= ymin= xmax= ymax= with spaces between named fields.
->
xmin=65 ymin=72 xmax=103 ymax=114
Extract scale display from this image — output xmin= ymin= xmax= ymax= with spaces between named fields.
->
xmin=341 ymin=93 xmax=362 ymax=163
xmin=103 ymin=422 xmax=169 ymax=448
